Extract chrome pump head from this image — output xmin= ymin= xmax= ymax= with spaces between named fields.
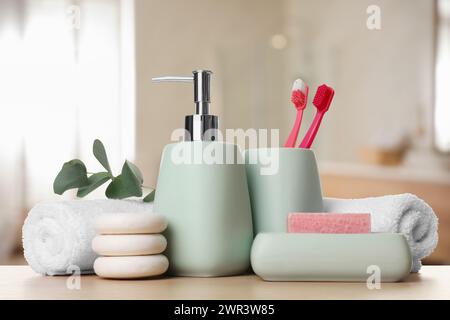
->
xmin=152 ymin=70 xmax=219 ymax=141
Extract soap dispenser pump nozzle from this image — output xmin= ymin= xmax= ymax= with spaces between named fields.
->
xmin=152 ymin=70 xmax=218 ymax=141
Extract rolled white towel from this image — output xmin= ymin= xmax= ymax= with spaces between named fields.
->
xmin=323 ymin=193 xmax=438 ymax=272
xmin=22 ymin=199 xmax=153 ymax=275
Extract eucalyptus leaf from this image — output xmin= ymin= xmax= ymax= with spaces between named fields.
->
xmin=143 ymin=190 xmax=155 ymax=202
xmin=125 ymin=160 xmax=143 ymax=184
xmin=77 ymin=172 xmax=111 ymax=197
xmin=93 ymin=139 xmax=112 ymax=176
xmin=105 ymin=161 xmax=143 ymax=199
xmin=53 ymin=159 xmax=89 ymax=195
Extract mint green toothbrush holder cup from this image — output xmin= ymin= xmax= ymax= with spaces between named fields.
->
xmin=244 ymin=148 xmax=323 ymax=234
xmin=154 ymin=141 xmax=254 ymax=277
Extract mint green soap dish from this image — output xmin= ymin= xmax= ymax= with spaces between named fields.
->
xmin=251 ymin=233 xmax=412 ymax=282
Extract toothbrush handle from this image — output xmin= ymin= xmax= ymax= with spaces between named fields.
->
xmin=284 ymin=110 xmax=303 ymax=148
xmin=299 ymin=111 xmax=325 ymax=149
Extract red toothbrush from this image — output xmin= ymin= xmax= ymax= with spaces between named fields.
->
xmin=284 ymin=79 xmax=308 ymax=147
xmin=299 ymin=84 xmax=334 ymax=148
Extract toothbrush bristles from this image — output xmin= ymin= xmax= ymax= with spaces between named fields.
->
xmin=291 ymin=90 xmax=306 ymax=108
xmin=291 ymin=78 xmax=308 ymax=110
xmin=313 ymin=84 xmax=334 ymax=112
xmin=292 ymin=79 xmax=307 ymax=93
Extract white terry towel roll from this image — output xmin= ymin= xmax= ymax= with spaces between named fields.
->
xmin=323 ymin=193 xmax=438 ymax=272
xmin=22 ymin=199 xmax=153 ymax=275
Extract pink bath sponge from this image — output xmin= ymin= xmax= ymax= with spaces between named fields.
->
xmin=288 ymin=213 xmax=371 ymax=234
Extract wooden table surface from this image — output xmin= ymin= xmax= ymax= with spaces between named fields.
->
xmin=1 ymin=266 xmax=449 ymax=300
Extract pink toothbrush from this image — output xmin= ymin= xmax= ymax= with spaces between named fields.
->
xmin=299 ymin=84 xmax=335 ymax=149
xmin=284 ymin=79 xmax=308 ymax=147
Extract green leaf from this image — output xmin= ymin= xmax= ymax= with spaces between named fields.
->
xmin=125 ymin=160 xmax=144 ymax=184
xmin=143 ymin=190 xmax=155 ymax=202
xmin=53 ymin=159 xmax=89 ymax=195
xmin=93 ymin=139 xmax=112 ymax=176
xmin=105 ymin=161 xmax=143 ymax=199
xmin=76 ymin=172 xmax=111 ymax=198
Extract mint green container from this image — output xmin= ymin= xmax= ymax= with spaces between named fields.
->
xmin=244 ymin=148 xmax=323 ymax=234
xmin=251 ymin=233 xmax=412 ymax=282
xmin=154 ymin=141 xmax=253 ymax=277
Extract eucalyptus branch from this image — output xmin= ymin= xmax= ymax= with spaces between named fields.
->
xmin=53 ymin=139 xmax=155 ymax=202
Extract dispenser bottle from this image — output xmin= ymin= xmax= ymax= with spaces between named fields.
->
xmin=152 ymin=70 xmax=254 ymax=277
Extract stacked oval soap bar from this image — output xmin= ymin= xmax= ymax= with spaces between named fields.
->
xmin=92 ymin=213 xmax=169 ymax=279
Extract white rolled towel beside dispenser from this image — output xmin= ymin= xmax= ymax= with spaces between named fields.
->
xmin=22 ymin=194 xmax=438 ymax=275
xmin=22 ymin=200 xmax=153 ymax=275
xmin=323 ymin=193 xmax=439 ymax=272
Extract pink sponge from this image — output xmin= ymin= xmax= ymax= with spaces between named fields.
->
xmin=288 ymin=213 xmax=371 ymax=234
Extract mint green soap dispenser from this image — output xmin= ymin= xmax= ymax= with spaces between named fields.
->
xmin=152 ymin=70 xmax=254 ymax=277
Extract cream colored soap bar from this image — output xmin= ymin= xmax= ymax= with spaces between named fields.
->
xmin=94 ymin=255 xmax=169 ymax=279
xmin=95 ymin=212 xmax=167 ymax=234
xmin=92 ymin=234 xmax=167 ymax=256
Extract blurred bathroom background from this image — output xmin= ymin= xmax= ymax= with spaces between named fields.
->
xmin=0 ymin=0 xmax=449 ymax=265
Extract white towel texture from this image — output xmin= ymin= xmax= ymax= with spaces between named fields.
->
xmin=323 ymin=194 xmax=438 ymax=272
xmin=22 ymin=199 xmax=153 ymax=275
